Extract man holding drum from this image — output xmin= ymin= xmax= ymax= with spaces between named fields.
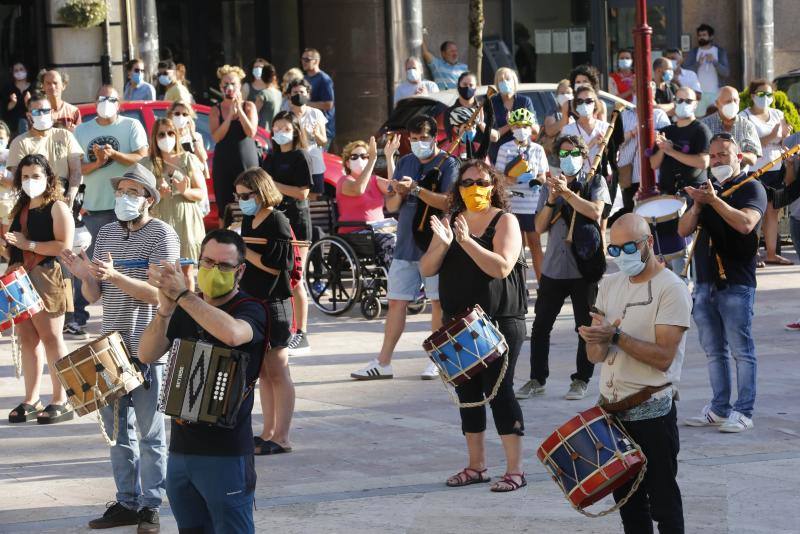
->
xmin=140 ymin=229 xmax=267 ymax=533
xmin=61 ymin=164 xmax=179 ymax=532
xmin=580 ymin=213 xmax=692 ymax=533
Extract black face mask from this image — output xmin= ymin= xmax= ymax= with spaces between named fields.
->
xmin=458 ymin=86 xmax=476 ymax=100
xmin=291 ymin=94 xmax=309 ymax=106
xmin=698 ymin=38 xmax=711 ymax=46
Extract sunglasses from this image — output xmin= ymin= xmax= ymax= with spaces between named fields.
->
xmin=607 ymin=237 xmax=648 ymax=257
xmin=460 ymin=178 xmax=492 ymax=187
xmin=172 ymin=111 xmax=190 ymax=117
xmin=157 ymin=131 xmax=176 ymax=138
xmin=98 ymin=96 xmax=119 ymax=104
xmin=559 ymin=149 xmax=582 ymax=158
xmin=300 ymin=56 xmax=318 ymax=63
xmin=234 ymin=191 xmax=257 ymax=201
xmin=574 ymin=98 xmax=594 ymax=105
xmin=349 ymin=154 xmax=369 ymax=161
xmin=158 ymin=71 xmax=169 ymax=76
xmin=31 ymin=108 xmax=51 ymax=116
xmin=675 ymin=98 xmax=694 ymax=104
xmin=755 ymin=91 xmax=773 ymax=98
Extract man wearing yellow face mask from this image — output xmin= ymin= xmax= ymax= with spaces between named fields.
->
xmin=140 ymin=229 xmax=268 ymax=533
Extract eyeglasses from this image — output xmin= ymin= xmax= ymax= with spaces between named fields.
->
xmin=558 ymin=149 xmax=582 ymax=158
xmin=300 ymin=56 xmax=318 ymax=63
xmin=30 ymin=108 xmax=51 ymax=116
xmin=234 ymin=191 xmax=256 ymax=201
xmin=199 ymin=257 xmax=240 ymax=272
xmin=157 ymin=131 xmax=176 ymax=138
xmin=574 ymin=98 xmax=594 ymax=105
xmin=349 ymin=154 xmax=369 ymax=161
xmin=675 ymin=98 xmax=694 ymax=104
xmin=607 ymin=237 xmax=648 ymax=257
xmin=98 ymin=96 xmax=120 ymax=104
xmin=755 ymin=91 xmax=773 ymax=98
xmin=114 ymin=189 xmax=147 ymax=200
xmin=460 ymin=178 xmax=492 ymax=187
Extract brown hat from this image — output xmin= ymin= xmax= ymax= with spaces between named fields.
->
xmin=110 ymin=163 xmax=160 ymax=204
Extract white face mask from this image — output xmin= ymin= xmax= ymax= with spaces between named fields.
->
xmin=709 ymin=164 xmax=734 ymax=182
xmin=406 ymin=68 xmax=420 ymax=83
xmin=171 ymin=115 xmax=190 ymax=129
xmin=556 ymin=93 xmax=573 ymax=106
xmin=13 ymin=70 xmax=26 ymax=81
xmin=157 ymin=135 xmax=177 ymax=153
xmin=720 ymin=102 xmax=739 ymax=120
xmin=576 ymin=102 xmax=594 ymax=117
xmin=97 ymin=100 xmax=118 ymax=119
xmin=512 ymin=127 xmax=531 ymax=142
xmin=22 ymin=178 xmax=47 ymax=199
xmin=32 ymin=112 xmax=53 ymax=131
xmin=349 ymin=157 xmax=368 ymax=175
xmin=675 ymin=101 xmax=696 ymax=119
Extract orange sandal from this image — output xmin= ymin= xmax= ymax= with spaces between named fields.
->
xmin=490 ymin=472 xmax=527 ymax=492
xmin=446 ymin=467 xmax=491 ymax=487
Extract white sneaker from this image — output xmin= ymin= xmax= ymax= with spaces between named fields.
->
xmin=350 ymin=359 xmax=393 ymax=380
xmin=420 ymin=361 xmax=440 ymax=380
xmin=719 ymin=411 xmax=754 ymax=433
xmin=684 ymin=405 xmax=726 ymax=427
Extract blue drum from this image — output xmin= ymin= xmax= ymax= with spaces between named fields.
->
xmin=0 ymin=267 xmax=44 ymax=332
xmin=422 ymin=305 xmax=508 ymax=387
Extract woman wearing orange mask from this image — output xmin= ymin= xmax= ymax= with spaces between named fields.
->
xmin=420 ymin=159 xmax=528 ymax=493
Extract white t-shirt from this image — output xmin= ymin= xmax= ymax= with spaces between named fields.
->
xmin=596 ymin=268 xmax=692 ymax=404
xmin=740 ymin=108 xmax=785 ymax=170
xmin=676 ymin=68 xmax=702 ymax=93
xmin=494 ymin=139 xmax=548 ymax=215
xmin=696 ymin=46 xmax=720 ymax=95
xmin=393 ymin=80 xmax=439 ymax=105
xmin=562 ymin=119 xmax=610 ymax=172
xmin=297 ymin=106 xmax=328 ymax=175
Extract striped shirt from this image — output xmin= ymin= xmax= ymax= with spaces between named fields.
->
xmin=426 ymin=57 xmax=468 ymax=90
xmin=701 ymin=112 xmax=762 ymax=158
xmin=619 ymin=108 xmax=671 ymax=183
xmin=494 ymin=139 xmax=548 ymax=215
xmin=93 ymin=218 xmax=180 ymax=359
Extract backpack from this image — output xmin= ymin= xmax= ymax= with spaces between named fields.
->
xmin=565 ymin=175 xmax=607 ymax=283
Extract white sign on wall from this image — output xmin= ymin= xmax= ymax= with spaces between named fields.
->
xmin=569 ymin=27 xmax=587 ymax=53
xmin=552 ymin=29 xmax=569 ymax=54
xmin=534 ymin=29 xmax=552 ymax=54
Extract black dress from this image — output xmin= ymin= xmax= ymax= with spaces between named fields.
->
xmin=211 ymin=103 xmax=259 ymax=216
xmin=261 ymin=149 xmax=314 ymax=241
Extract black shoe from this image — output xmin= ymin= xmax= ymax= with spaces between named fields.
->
xmin=137 ymin=508 xmax=160 ymax=533
xmin=88 ymin=501 xmax=139 ymax=529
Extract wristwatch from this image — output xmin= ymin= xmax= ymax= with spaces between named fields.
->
xmin=28 ymin=241 xmax=37 ymax=251
xmin=611 ymin=326 xmax=622 ymax=345
xmin=412 ymin=185 xmax=422 ymax=196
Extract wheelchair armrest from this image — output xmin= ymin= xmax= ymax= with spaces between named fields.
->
xmin=336 ymin=220 xmax=370 ymax=231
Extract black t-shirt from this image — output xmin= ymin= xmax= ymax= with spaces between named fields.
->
xmin=655 ymin=83 xmax=678 ymax=105
xmin=695 ymin=174 xmax=768 ymax=287
xmin=261 ymin=148 xmax=313 ymax=199
xmin=166 ymin=292 xmax=267 ymax=456
xmin=656 ymin=120 xmax=713 ymax=194
xmin=240 ymin=210 xmax=294 ymax=301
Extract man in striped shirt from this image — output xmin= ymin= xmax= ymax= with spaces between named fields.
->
xmin=62 ymin=163 xmax=180 ymax=532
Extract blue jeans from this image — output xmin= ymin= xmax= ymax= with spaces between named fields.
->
xmin=692 ymin=283 xmax=757 ymax=418
xmin=790 ymin=216 xmax=800 ymax=258
xmin=101 ymin=362 xmax=167 ymax=510
xmin=71 ymin=210 xmax=116 ymax=324
xmin=167 ymin=453 xmax=256 ymax=533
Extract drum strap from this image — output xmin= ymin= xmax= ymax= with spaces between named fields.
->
xmin=600 ymin=382 xmax=672 ymax=414
xmin=19 ymin=206 xmax=48 ymax=271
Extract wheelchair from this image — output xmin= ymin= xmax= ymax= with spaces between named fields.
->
xmin=304 ymin=220 xmax=426 ymax=320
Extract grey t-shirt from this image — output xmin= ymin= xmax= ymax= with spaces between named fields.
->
xmin=537 ymin=172 xmax=611 ymax=279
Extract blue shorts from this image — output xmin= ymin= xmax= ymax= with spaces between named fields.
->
xmin=514 ymin=213 xmax=536 ymax=232
xmin=387 ymin=259 xmax=439 ymax=301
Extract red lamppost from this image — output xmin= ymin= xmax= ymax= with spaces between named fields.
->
xmin=634 ymin=0 xmax=659 ymax=199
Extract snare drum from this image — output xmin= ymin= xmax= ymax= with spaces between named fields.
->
xmin=422 ymin=305 xmax=508 ymax=387
xmin=634 ymin=195 xmax=687 ymax=262
xmin=537 ymin=406 xmax=646 ymax=511
xmin=0 ymin=267 xmax=44 ymax=332
xmin=54 ymin=332 xmax=143 ymax=416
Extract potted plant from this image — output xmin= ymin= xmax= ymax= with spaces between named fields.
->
xmin=58 ymin=0 xmax=107 ymax=29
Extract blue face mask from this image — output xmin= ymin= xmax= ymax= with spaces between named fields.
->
xmin=462 ymin=129 xmax=476 ymax=144
xmin=239 ymin=197 xmax=260 ymax=216
xmin=411 ymin=140 xmax=434 ymax=160
xmin=273 ymin=131 xmax=293 ymax=146
xmin=115 ymin=195 xmax=145 ymax=222
xmin=158 ymin=74 xmax=172 ymax=86
xmin=499 ymin=80 xmax=514 ymax=95
xmin=559 ymin=155 xmax=583 ymax=176
xmin=131 ymin=71 xmax=143 ymax=85
xmin=613 ymin=246 xmax=648 ymax=277
xmin=662 ymin=69 xmax=674 ymax=83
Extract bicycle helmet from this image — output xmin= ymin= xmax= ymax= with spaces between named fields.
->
xmin=507 ymin=107 xmax=535 ymax=127
xmin=449 ymin=106 xmax=474 ymax=127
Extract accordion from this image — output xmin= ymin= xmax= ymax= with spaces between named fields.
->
xmin=158 ymin=338 xmax=253 ymax=428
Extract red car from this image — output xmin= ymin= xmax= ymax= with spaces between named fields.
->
xmin=77 ymin=100 xmax=344 ymax=229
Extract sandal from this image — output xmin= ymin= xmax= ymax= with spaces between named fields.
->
xmin=36 ymin=403 xmax=75 ymax=424
xmin=446 ymin=467 xmax=490 ymax=487
xmin=8 ymin=401 xmax=44 ymax=423
xmin=764 ymin=257 xmax=793 ymax=266
xmin=255 ymin=439 xmax=292 ymax=456
xmin=490 ymin=472 xmax=527 ymax=493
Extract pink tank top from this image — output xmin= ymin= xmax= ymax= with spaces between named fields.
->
xmin=335 ymin=174 xmax=385 ymax=233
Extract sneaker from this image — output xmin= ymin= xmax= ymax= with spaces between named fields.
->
xmin=515 ymin=379 xmax=546 ymax=399
xmin=565 ymin=379 xmax=588 ymax=400
xmin=88 ymin=501 xmax=139 ymax=529
xmin=63 ymin=322 xmax=89 ymax=340
xmin=137 ymin=508 xmax=160 ymax=533
xmin=420 ymin=361 xmax=439 ymax=380
xmin=785 ymin=320 xmax=800 ymax=331
xmin=287 ymin=331 xmax=311 ymax=355
xmin=684 ymin=405 xmax=726 ymax=427
xmin=350 ymin=359 xmax=393 ymax=380
xmin=719 ymin=411 xmax=754 ymax=433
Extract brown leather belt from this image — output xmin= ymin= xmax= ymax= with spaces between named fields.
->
xmin=600 ymin=383 xmax=672 ymax=414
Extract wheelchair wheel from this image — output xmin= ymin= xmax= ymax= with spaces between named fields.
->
xmin=360 ymin=295 xmax=382 ymax=320
xmin=408 ymin=284 xmax=426 ymax=314
xmin=305 ymin=236 xmax=361 ymax=315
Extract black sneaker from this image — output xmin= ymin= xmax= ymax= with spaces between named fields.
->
xmin=88 ymin=501 xmax=139 ymax=529
xmin=287 ymin=331 xmax=311 ymax=355
xmin=137 ymin=507 xmax=160 ymax=533
xmin=63 ymin=322 xmax=89 ymax=340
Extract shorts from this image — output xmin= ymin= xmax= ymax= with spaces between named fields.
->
xmin=266 ymin=299 xmax=292 ymax=349
xmin=25 ymin=260 xmax=73 ymax=316
xmin=387 ymin=259 xmax=439 ymax=301
xmin=514 ymin=213 xmax=536 ymax=232
xmin=279 ymin=199 xmax=311 ymax=241
xmin=757 ymin=169 xmax=784 ymax=201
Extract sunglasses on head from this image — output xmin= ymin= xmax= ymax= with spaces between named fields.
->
xmin=460 ymin=178 xmax=492 ymax=187
xmin=559 ymin=149 xmax=582 ymax=158
xmin=349 ymin=154 xmax=369 ymax=160
xmin=234 ymin=191 xmax=256 ymax=201
xmin=755 ymin=91 xmax=773 ymax=98
xmin=574 ymin=98 xmax=594 ymax=105
xmin=607 ymin=237 xmax=648 ymax=257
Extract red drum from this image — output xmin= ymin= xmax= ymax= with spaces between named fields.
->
xmin=537 ymin=406 xmax=646 ymax=513
xmin=0 ymin=267 xmax=44 ymax=331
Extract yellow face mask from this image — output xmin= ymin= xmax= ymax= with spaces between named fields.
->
xmin=460 ymin=184 xmax=493 ymax=212
xmin=197 ymin=266 xmax=237 ymax=298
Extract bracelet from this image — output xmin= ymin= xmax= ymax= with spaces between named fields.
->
xmin=545 ymin=201 xmax=557 ymax=208
xmin=156 ymin=308 xmax=173 ymax=318
xmin=174 ymin=288 xmax=191 ymax=303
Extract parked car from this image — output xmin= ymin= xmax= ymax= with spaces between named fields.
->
xmin=373 ymin=83 xmax=633 ymax=176
xmin=76 ymin=100 xmax=343 ymax=229
xmin=774 ymin=69 xmax=800 ymax=112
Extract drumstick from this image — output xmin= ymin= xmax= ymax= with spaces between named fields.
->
xmin=681 ymin=226 xmax=701 ymax=278
xmin=242 ymin=236 xmax=311 ymax=247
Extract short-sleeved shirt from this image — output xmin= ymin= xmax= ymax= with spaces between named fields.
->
xmin=166 ymin=291 xmax=267 ymax=456
xmin=7 ymin=127 xmax=84 ymax=180
xmin=654 ymin=83 xmax=678 ymax=105
xmin=305 ymin=70 xmax=336 ymax=139
xmin=262 ymin=148 xmax=313 ymax=191
xmin=74 ymin=117 xmax=149 ymax=211
xmin=619 ymin=108 xmax=671 ymax=184
xmin=655 ymin=120 xmax=713 ymax=194
xmin=426 ymin=57 xmax=468 ymax=90
xmin=297 ymin=106 xmax=328 ymax=175
xmin=740 ymin=108 xmax=785 ymax=169
xmin=489 ymin=93 xmax=536 ymax=163
xmin=124 ymin=81 xmax=156 ymax=101
xmin=701 ymin=112 xmax=762 ymax=160
xmin=596 ymin=269 xmax=692 ymax=420
xmin=676 ymin=69 xmax=702 ymax=93
xmin=51 ymin=101 xmax=82 ymax=131
xmin=394 ymin=80 xmax=439 ymax=104
xmin=537 ymin=172 xmax=611 ymax=280
xmin=562 ymin=120 xmax=611 ymax=172
xmin=164 ymin=82 xmax=193 ymax=103
xmin=695 ymin=173 xmax=767 ymax=287
xmin=494 ymin=139 xmax=548 ymax=215
xmin=93 ymin=218 xmax=180 ymax=358
xmin=240 ymin=210 xmax=294 ymax=301
xmin=393 ymin=152 xmax=459 ymax=261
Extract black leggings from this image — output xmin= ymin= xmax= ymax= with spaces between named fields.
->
xmin=455 ymin=316 xmax=525 ymax=436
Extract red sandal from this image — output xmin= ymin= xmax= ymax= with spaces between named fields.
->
xmin=490 ymin=472 xmax=527 ymax=492
xmin=446 ymin=467 xmax=491 ymax=487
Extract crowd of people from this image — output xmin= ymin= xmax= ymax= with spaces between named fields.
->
xmin=0 ymin=21 xmax=798 ymax=534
